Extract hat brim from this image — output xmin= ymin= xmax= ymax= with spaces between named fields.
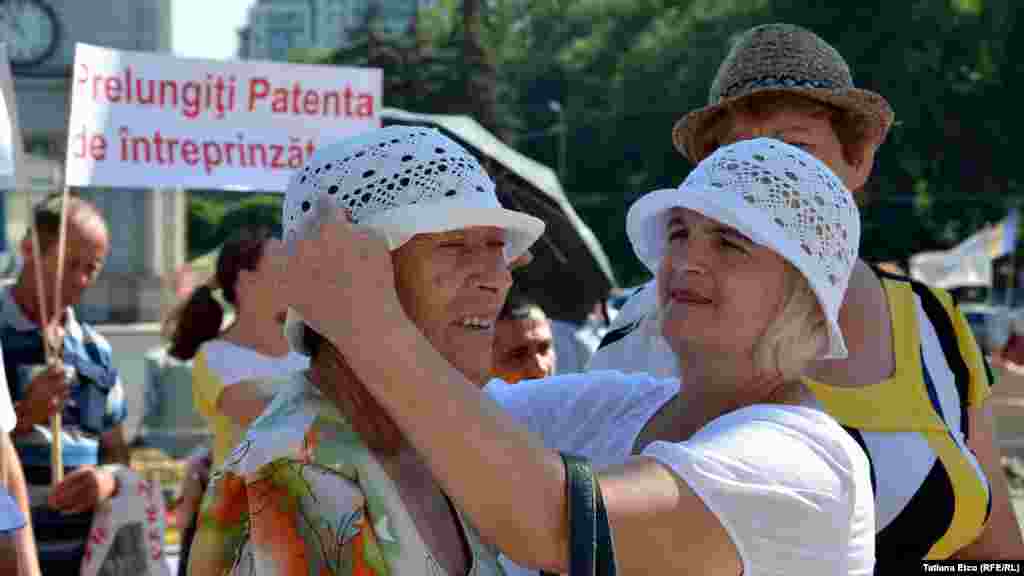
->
xmin=285 ymin=203 xmax=546 ymax=355
xmin=626 ymin=187 xmax=848 ymax=360
xmin=361 ymin=202 xmax=545 ymax=262
xmin=671 ymin=86 xmax=895 ymax=163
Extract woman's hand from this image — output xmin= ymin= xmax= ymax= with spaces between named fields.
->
xmin=266 ymin=197 xmax=399 ymax=349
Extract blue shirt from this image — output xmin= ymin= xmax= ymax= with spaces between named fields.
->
xmin=0 ymin=286 xmax=126 ymax=474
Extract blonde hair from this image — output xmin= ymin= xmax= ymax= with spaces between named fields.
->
xmin=754 ymin=264 xmax=828 ymax=381
xmin=656 ymin=263 xmax=827 ymax=382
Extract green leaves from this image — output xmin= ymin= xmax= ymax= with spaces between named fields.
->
xmin=270 ymin=0 xmax=1024 ymax=285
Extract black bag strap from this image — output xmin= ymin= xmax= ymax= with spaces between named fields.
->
xmin=541 ymin=452 xmax=616 ymax=576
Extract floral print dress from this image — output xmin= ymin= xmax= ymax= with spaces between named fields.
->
xmin=189 ymin=372 xmax=504 ymax=576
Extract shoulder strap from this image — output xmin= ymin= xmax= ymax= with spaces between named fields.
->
xmin=907 ymin=281 xmax=974 ymax=439
xmin=541 ymin=452 xmax=616 ymax=576
xmin=870 ymin=264 xmax=979 ymax=438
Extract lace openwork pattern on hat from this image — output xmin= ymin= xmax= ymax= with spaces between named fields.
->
xmin=284 ymin=127 xmax=494 ymax=239
xmin=702 ymin=140 xmax=858 ymax=287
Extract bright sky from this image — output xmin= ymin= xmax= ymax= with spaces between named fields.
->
xmin=171 ymin=0 xmax=256 ymax=60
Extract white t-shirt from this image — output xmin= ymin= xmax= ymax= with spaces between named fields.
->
xmin=0 ymin=343 xmax=13 ymax=434
xmin=200 ymin=339 xmax=309 ymax=390
xmin=485 ymin=371 xmax=875 ymax=576
xmin=549 ymin=320 xmax=592 ymax=374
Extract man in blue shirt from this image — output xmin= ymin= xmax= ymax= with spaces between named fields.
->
xmin=2 ymin=193 xmax=128 ymax=574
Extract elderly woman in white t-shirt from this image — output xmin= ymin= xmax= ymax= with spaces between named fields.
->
xmin=271 ymin=138 xmax=876 ymax=575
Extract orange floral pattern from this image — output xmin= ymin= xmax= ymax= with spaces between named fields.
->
xmin=190 ymin=373 xmax=504 ymax=576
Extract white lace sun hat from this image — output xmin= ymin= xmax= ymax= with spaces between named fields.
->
xmin=282 ymin=125 xmax=546 ymax=355
xmin=626 ymin=138 xmax=860 ymax=359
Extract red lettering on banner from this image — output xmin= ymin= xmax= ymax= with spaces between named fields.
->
xmin=270 ymin=144 xmax=286 ymax=168
xmin=92 ymin=73 xmax=105 ymax=102
xmin=71 ymin=126 xmax=107 ymax=161
xmin=271 ymin=87 xmax=288 ymax=113
xmin=182 ymin=139 xmax=200 ymax=165
xmin=76 ymin=63 xmax=90 ymax=88
xmin=202 ymin=142 xmax=222 ymax=174
xmin=246 ymin=78 xmax=375 ymax=118
xmin=153 ymin=131 xmax=166 ymax=164
xmin=356 ymin=93 xmax=374 ymax=117
xmin=112 ymin=127 xmax=318 ymax=174
xmin=91 ymin=134 xmax=107 ymax=160
xmin=224 ymin=142 xmax=237 ymax=165
xmin=291 ymin=82 xmax=304 ymax=115
xmin=77 ymin=63 xmax=374 ymax=123
xmin=78 ymin=65 xmax=246 ymax=120
xmin=105 ymin=76 xmax=122 ymax=101
xmin=182 ymin=81 xmax=202 ymax=119
xmin=159 ymin=79 xmax=178 ymax=109
xmin=303 ymin=90 xmax=319 ymax=115
xmin=249 ymin=77 xmax=269 ymax=111
xmin=165 ymin=135 xmax=179 ymax=164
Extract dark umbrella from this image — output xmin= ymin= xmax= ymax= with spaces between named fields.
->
xmin=382 ymin=107 xmax=618 ymax=323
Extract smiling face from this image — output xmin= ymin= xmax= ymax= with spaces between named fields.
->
xmin=23 ymin=215 xmax=108 ymax=311
xmin=657 ymin=207 xmax=790 ymax=356
xmin=392 ymin=226 xmax=513 ymax=385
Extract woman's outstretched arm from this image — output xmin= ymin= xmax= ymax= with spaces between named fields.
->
xmin=269 ymin=209 xmax=798 ymax=575
xmin=334 ymin=304 xmax=571 ymax=571
xmin=324 ymin=304 xmax=742 ymax=574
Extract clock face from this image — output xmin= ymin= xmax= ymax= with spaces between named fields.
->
xmin=0 ymin=0 xmax=60 ymax=67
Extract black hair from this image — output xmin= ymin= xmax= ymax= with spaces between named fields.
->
xmin=498 ymin=293 xmax=546 ymax=322
xmin=167 ymin=227 xmax=272 ymax=360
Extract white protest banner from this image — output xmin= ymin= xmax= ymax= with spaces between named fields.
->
xmin=0 ymin=43 xmax=20 ymax=190
xmin=65 ymin=43 xmax=381 ymax=191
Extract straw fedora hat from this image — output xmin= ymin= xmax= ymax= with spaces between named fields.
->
xmin=672 ymin=23 xmax=895 ymax=163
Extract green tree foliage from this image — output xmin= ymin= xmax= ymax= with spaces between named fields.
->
xmin=188 ymin=193 xmax=227 ymax=260
xmin=499 ymin=0 xmax=1022 ymax=285
xmin=187 ymin=191 xmax=282 ymax=260
xmin=274 ymin=0 xmax=1024 ymax=288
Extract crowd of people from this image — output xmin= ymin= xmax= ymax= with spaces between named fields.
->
xmin=1 ymin=21 xmax=1022 ymax=576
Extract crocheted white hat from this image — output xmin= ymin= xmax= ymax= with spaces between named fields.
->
xmin=627 ymin=138 xmax=859 ymax=359
xmin=282 ymin=125 xmax=545 ymax=355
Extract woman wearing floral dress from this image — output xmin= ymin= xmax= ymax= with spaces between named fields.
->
xmin=189 ymin=126 xmax=544 ymax=576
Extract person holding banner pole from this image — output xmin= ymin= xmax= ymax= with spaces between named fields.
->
xmin=0 ymin=193 xmax=168 ymax=575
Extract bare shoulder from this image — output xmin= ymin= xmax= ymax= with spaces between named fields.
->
xmin=808 ymin=259 xmax=895 ymax=387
